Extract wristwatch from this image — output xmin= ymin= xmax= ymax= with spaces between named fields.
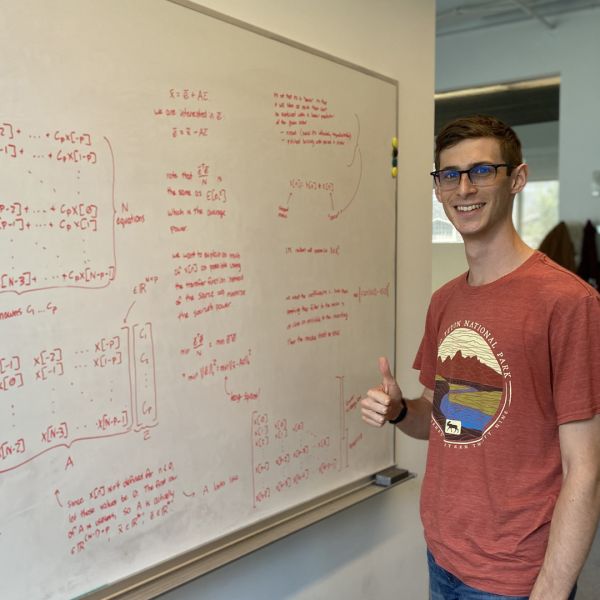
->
xmin=389 ymin=397 xmax=408 ymax=424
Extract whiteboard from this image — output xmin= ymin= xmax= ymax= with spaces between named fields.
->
xmin=0 ymin=2 xmax=397 ymax=598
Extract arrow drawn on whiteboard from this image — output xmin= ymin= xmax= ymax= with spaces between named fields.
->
xmin=278 ymin=114 xmax=362 ymax=221
xmin=346 ymin=113 xmax=361 ymax=169
xmin=182 ymin=490 xmax=196 ymax=498
xmin=54 ymin=489 xmax=63 ymax=507
xmin=327 ymin=147 xmax=362 ymax=221
xmin=123 ymin=300 xmax=136 ymax=323
xmin=328 ymin=114 xmax=363 ymax=220
xmin=224 ymin=376 xmax=261 ymax=403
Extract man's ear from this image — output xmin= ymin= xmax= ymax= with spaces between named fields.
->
xmin=511 ymin=163 xmax=528 ymax=194
xmin=434 ymin=185 xmax=443 ymax=203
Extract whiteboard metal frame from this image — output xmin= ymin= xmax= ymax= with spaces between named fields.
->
xmin=83 ymin=474 xmax=414 ymax=599
xmin=169 ymin=0 xmax=399 ymax=86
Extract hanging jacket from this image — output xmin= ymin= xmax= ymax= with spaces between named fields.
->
xmin=577 ymin=220 xmax=600 ymax=289
xmin=538 ymin=221 xmax=577 ymax=272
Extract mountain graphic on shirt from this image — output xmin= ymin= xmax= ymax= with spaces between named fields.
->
xmin=437 ymin=350 xmax=504 ymax=388
xmin=433 ymin=327 xmax=506 ymax=444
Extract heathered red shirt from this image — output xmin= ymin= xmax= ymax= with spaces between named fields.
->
xmin=414 ymin=251 xmax=600 ymax=595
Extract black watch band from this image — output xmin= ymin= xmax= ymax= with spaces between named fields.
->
xmin=389 ymin=398 xmax=408 ymax=424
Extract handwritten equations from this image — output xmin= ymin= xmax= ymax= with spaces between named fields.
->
xmin=0 ymin=1 xmax=397 ymax=598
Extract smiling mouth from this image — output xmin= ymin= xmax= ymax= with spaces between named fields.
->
xmin=455 ymin=203 xmax=485 ymax=213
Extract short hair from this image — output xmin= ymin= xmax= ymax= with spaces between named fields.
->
xmin=434 ymin=114 xmax=523 ymax=169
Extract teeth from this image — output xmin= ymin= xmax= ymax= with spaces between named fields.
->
xmin=456 ymin=203 xmax=484 ymax=212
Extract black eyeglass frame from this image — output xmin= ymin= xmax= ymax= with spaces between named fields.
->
xmin=430 ymin=163 xmax=516 ymax=188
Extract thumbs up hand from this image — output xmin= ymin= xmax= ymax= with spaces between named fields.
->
xmin=360 ymin=357 xmax=404 ymax=427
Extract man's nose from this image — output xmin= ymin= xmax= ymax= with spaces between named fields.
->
xmin=456 ymin=171 xmax=476 ymax=194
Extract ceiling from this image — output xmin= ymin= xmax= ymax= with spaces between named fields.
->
xmin=433 ymin=1 xmax=600 ymax=130
xmin=435 ymin=0 xmax=600 ymax=37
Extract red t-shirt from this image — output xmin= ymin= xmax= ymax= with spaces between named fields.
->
xmin=414 ymin=251 xmax=600 ymax=595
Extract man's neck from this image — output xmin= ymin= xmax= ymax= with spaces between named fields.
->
xmin=464 ymin=229 xmax=534 ymax=286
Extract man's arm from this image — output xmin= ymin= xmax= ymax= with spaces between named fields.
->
xmin=530 ymin=414 xmax=600 ymax=600
xmin=360 ymin=357 xmax=433 ymax=440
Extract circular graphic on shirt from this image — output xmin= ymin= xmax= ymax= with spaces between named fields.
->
xmin=433 ymin=327 xmax=508 ymax=444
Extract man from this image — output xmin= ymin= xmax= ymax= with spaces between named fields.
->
xmin=361 ymin=115 xmax=600 ymax=599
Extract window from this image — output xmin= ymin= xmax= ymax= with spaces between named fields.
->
xmin=513 ymin=180 xmax=559 ymax=249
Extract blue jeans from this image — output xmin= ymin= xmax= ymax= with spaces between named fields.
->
xmin=427 ymin=549 xmax=577 ymax=600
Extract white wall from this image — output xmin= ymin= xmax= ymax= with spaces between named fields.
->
xmin=160 ymin=2 xmax=436 ymax=599
xmin=436 ymin=7 xmax=600 ymax=224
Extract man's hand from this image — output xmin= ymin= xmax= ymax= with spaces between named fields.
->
xmin=361 ymin=357 xmax=404 ymax=427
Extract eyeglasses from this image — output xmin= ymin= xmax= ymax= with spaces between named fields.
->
xmin=430 ymin=163 xmax=515 ymax=190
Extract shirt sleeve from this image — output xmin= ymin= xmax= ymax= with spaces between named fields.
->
xmin=550 ymin=292 xmax=600 ymax=424
xmin=412 ymin=299 xmax=438 ymax=391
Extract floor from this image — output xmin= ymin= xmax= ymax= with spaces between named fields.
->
xmin=578 ymin=524 xmax=600 ymax=599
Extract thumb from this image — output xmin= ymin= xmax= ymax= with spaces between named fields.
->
xmin=378 ymin=356 xmax=401 ymax=399
xmin=378 ymin=356 xmax=394 ymax=385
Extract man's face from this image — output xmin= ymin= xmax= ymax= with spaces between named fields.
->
xmin=435 ymin=137 xmax=526 ymax=241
